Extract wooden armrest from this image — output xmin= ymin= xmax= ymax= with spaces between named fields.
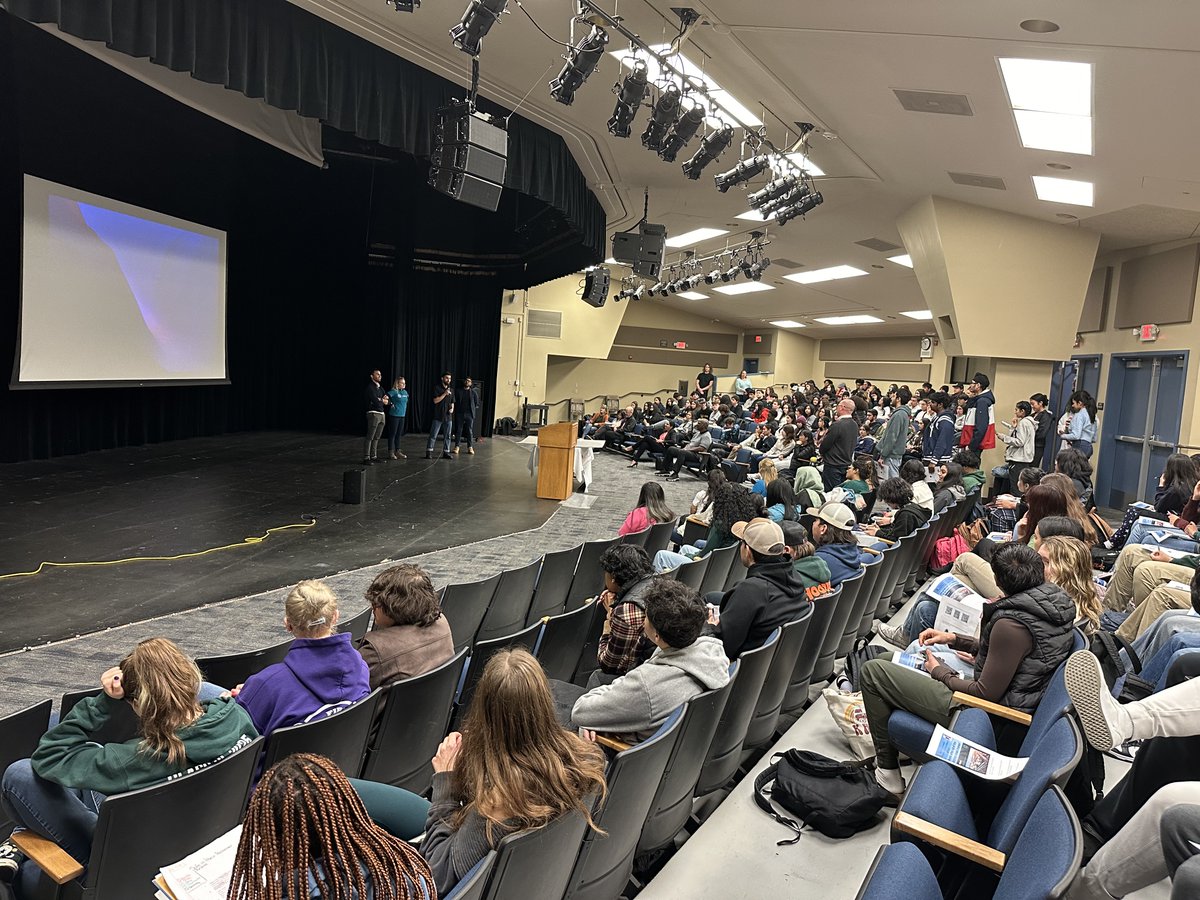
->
xmin=861 ymin=546 xmax=883 ymax=556
xmin=951 ymin=692 xmax=1033 ymax=726
xmin=11 ymin=831 xmax=85 ymax=884
xmin=686 ymin=515 xmax=708 ymax=526
xmin=593 ymin=735 xmax=631 ymax=753
xmin=892 ymin=811 xmax=1006 ymax=873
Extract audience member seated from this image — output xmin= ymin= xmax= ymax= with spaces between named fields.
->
xmin=954 ymin=448 xmax=986 ymax=496
xmin=780 ymin=521 xmax=833 ymax=601
xmin=618 ymin=481 xmax=676 ymax=537
xmin=228 ymin=753 xmax=434 ymax=900
xmin=808 ymin=501 xmax=871 ymax=585
xmin=654 ymin=478 xmax=756 ymax=571
xmin=660 ymin=419 xmax=712 ymax=481
xmin=704 ymin=518 xmax=810 ymax=659
xmin=1040 ymin=473 xmax=1100 ymax=545
xmin=1125 ymin=477 xmax=1200 ymax=552
xmin=1064 ymin=647 xmax=1200 ymax=872
xmin=858 ymin=543 xmax=1076 ymax=799
xmin=764 ymin=478 xmax=801 ymax=524
xmin=861 ymin=478 xmax=931 ymax=543
xmin=357 ymin=565 xmax=455 ymax=691
xmin=236 ymin=580 xmax=371 ymax=735
xmin=836 ymin=455 xmax=876 ymax=511
xmin=1134 ymin=571 xmax=1200 ymax=691
xmin=793 ymin=465 xmax=826 ymax=511
xmin=1056 ymin=447 xmax=1096 ymax=510
xmin=1106 ymin=453 xmax=1200 ymax=550
xmin=1104 ymin=544 xmax=1198 ymax=643
xmin=721 ymin=424 xmax=776 ymax=480
xmin=899 ymin=458 xmax=934 ymax=512
xmin=930 ymin=461 xmax=967 ymax=513
xmin=572 ymin=579 xmax=730 ymax=742
xmin=0 ymin=638 xmax=259 ymax=891
xmin=594 ymin=545 xmax=658 ymax=683
xmin=751 ymin=458 xmax=778 ymax=498
xmin=982 ymin=464 xmax=1043 ymax=535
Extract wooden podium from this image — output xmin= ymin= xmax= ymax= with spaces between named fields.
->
xmin=536 ymin=422 xmax=577 ymax=500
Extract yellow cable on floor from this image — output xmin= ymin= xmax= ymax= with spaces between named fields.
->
xmin=0 ymin=519 xmax=317 ymax=580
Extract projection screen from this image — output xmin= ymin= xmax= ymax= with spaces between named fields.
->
xmin=15 ymin=175 xmax=229 ymax=387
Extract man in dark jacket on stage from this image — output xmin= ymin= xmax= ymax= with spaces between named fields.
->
xmin=452 ymin=377 xmax=480 ymax=455
xmin=706 ymin=518 xmax=809 ymax=659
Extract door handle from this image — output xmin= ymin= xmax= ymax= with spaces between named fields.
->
xmin=1115 ymin=435 xmax=1143 ymax=444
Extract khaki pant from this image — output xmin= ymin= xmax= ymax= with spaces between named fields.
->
xmin=1107 ymin=544 xmax=1160 ymax=611
xmin=1116 ymin=582 xmax=1193 ymax=642
xmin=951 ymin=552 xmax=1000 ymax=599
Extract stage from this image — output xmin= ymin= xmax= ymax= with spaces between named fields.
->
xmin=0 ymin=431 xmax=559 ymax=652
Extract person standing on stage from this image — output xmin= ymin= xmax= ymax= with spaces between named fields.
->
xmin=364 ymin=368 xmax=388 ymax=465
xmin=452 ymin=377 xmax=480 ymax=455
xmin=386 ymin=376 xmax=409 ymax=460
xmin=426 ymin=371 xmax=455 ymax=460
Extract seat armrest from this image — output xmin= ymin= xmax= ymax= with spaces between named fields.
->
xmin=593 ymin=735 xmax=631 ymax=753
xmin=892 ymin=811 xmax=1006 ymax=873
xmin=10 ymin=831 xmax=85 ymax=884
xmin=951 ymin=692 xmax=1033 ymax=726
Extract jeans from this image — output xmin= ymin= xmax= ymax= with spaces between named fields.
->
xmin=881 ymin=457 xmax=902 ymax=481
xmin=453 ymin=416 xmax=475 ymax=449
xmin=1134 ymin=609 xmax=1200 ymax=662
xmin=349 ymin=777 xmax=431 ymax=840
xmin=365 ymin=411 xmax=386 ymax=460
xmin=1126 ymin=521 xmax=1200 ymax=554
xmin=654 ymin=548 xmax=703 ymax=573
xmin=427 ymin=418 xmax=452 ymax=453
xmin=386 ymin=416 xmax=407 ymax=454
xmin=2 ymin=759 xmax=104 ymax=871
xmin=821 ymin=464 xmax=847 ymax=493
xmin=901 ymin=597 xmax=939 ymax=644
xmin=1143 ymin=637 xmax=1200 ymax=691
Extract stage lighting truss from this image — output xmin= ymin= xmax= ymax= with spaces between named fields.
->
xmin=608 ymin=59 xmax=649 ymax=138
xmin=450 ymin=0 xmax=509 ymax=56
xmin=620 ymin=233 xmax=771 ymax=299
xmin=641 ymin=82 xmax=681 ymax=152
xmin=550 ymin=23 xmax=609 ymax=105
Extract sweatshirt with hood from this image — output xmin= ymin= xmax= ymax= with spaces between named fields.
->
xmin=236 ymin=633 xmax=371 ymax=736
xmin=715 ymin=559 xmax=810 ymax=659
xmin=571 ymin=636 xmax=730 ymax=742
xmin=33 ymin=694 xmax=258 ymax=796
xmin=815 ymin=541 xmax=864 ymax=586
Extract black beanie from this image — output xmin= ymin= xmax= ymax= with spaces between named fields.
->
xmin=972 ymin=372 xmax=990 ymax=389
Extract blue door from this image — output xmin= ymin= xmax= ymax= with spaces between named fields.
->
xmin=1096 ymin=352 xmax=1188 ymax=509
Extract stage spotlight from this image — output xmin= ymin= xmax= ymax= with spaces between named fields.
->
xmin=713 ymin=155 xmax=769 ymax=193
xmin=760 ymin=185 xmax=810 ymax=217
xmin=389 ymin=0 xmax=419 ymax=11
xmin=550 ymin=25 xmax=609 ymax=105
xmin=747 ymin=175 xmax=799 ymax=211
xmin=449 ymin=0 xmax=508 ymax=56
xmin=650 ymin=280 xmax=667 ymax=295
xmin=682 ymin=125 xmax=734 ymax=180
xmin=633 ymin=284 xmax=646 ymax=301
xmin=704 ymin=266 xmax=723 ymax=285
xmin=658 ymin=102 xmax=705 ymax=162
xmin=641 ymin=84 xmax=681 ymax=152
xmin=739 ymin=258 xmax=754 ymax=277
xmin=608 ymin=60 xmax=649 ymax=138
xmin=687 ymin=273 xmax=706 ymax=290
xmin=749 ymin=257 xmax=771 ymax=280
xmin=721 ymin=264 xmax=741 ymax=283
xmin=775 ymin=191 xmax=824 ymax=226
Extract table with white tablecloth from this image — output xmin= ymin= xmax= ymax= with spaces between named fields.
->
xmin=518 ymin=435 xmax=606 ymax=493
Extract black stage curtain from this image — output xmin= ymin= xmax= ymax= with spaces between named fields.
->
xmin=0 ymin=15 xmax=503 ymax=462
xmin=6 ymin=0 xmax=605 ymax=274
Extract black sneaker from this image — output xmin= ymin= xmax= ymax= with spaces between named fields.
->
xmin=425 ymin=451 xmax=434 ymax=459
xmin=0 ymin=840 xmax=26 ymax=883
xmin=441 ymin=453 xmax=453 ymax=460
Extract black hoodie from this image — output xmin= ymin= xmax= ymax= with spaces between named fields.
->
xmin=715 ymin=558 xmax=810 ymax=659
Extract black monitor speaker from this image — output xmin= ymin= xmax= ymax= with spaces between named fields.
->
xmin=581 ymin=267 xmax=610 ymax=308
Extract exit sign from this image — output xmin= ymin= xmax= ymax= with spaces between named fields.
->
xmin=755 ymin=335 xmax=762 ymax=343
xmin=674 ymin=341 xmax=688 ymax=350
xmin=1140 ymin=324 xmax=1160 ymax=342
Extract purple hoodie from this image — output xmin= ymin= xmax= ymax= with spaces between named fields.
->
xmin=236 ymin=633 xmax=371 ymax=736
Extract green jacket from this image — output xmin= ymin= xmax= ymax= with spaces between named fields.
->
xmin=791 ymin=554 xmax=833 ymax=601
xmin=32 ymin=694 xmax=259 ymax=795
xmin=963 ymin=470 xmax=986 ymax=494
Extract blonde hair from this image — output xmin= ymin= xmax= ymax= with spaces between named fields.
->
xmin=759 ymin=458 xmax=778 ymax=487
xmin=1040 ymin=536 xmax=1102 ymax=635
xmin=118 ymin=638 xmax=203 ymax=766
xmin=285 ymin=580 xmax=339 ymax=638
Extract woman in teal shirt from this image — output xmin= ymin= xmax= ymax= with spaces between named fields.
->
xmin=386 ymin=376 xmax=409 ymax=459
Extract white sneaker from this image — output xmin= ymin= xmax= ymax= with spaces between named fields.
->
xmin=1065 ymin=650 xmax=1133 ymax=752
xmin=875 ymin=621 xmax=909 ymax=649
xmin=0 ymin=840 xmax=26 ymax=883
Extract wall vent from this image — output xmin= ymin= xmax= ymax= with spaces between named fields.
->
xmin=526 ymin=309 xmax=562 ymax=339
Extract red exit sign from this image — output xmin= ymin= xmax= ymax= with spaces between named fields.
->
xmin=674 ymin=341 xmax=688 ymax=349
xmin=755 ymin=335 xmax=763 ymax=343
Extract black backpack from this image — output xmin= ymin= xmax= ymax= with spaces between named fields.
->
xmin=753 ymin=749 xmax=890 ymax=843
xmin=845 ymin=637 xmax=891 ymax=691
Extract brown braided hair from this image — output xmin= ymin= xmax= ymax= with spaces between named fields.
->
xmin=228 ymin=753 xmax=433 ymax=900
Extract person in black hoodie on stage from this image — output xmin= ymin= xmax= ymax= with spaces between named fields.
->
xmin=704 ymin=518 xmax=809 ymax=659
xmin=452 ymin=377 xmax=480 ymax=455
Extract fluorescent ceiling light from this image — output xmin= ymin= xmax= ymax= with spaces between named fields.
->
xmin=887 ymin=254 xmax=913 ymax=268
xmin=813 ymin=314 xmax=884 ymax=326
xmin=604 ymin=257 xmax=619 ymax=265
xmin=1032 ymin=175 xmax=1094 ymax=206
xmin=784 ymin=265 xmax=869 ymax=285
xmin=610 ymin=47 xmax=763 ymax=128
xmin=770 ymin=320 xmax=805 ymax=328
xmin=713 ymin=281 xmax=775 ymax=296
xmin=998 ymin=58 xmax=1091 ymax=116
xmin=665 ymin=227 xmax=729 ymax=248
xmin=1013 ymin=110 xmax=1092 ymax=154
xmin=900 ymin=310 xmax=933 ymax=320
xmin=736 ymin=209 xmax=776 ymax=222
xmin=677 ymin=291 xmax=708 ymax=300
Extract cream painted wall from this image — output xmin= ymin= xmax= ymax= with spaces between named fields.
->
xmin=774 ymin=329 xmax=818 ymax=386
xmin=1074 ymin=238 xmax=1200 ymax=448
xmin=811 ymin=337 xmax=950 ymax=388
xmin=982 ymin=359 xmax=1057 ymax=480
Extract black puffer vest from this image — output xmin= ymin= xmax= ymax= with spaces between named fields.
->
xmin=974 ymin=582 xmax=1076 ymax=712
